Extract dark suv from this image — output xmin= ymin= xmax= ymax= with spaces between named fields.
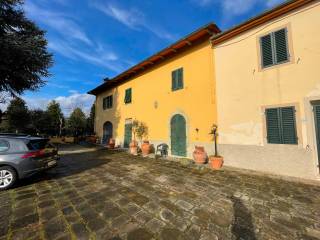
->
xmin=0 ymin=134 xmax=59 ymax=190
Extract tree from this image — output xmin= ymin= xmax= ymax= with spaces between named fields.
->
xmin=86 ymin=103 xmax=95 ymax=135
xmin=6 ymin=98 xmax=30 ymax=133
xmin=67 ymin=108 xmax=86 ymax=136
xmin=29 ymin=109 xmax=50 ymax=135
xmin=0 ymin=0 xmax=53 ymax=99
xmin=46 ymin=100 xmax=64 ymax=136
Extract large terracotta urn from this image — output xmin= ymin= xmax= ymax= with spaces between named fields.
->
xmin=193 ymin=146 xmax=207 ymax=164
xmin=141 ymin=141 xmax=151 ymax=156
xmin=129 ymin=140 xmax=138 ymax=155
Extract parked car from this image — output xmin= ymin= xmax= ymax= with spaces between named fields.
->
xmin=0 ymin=134 xmax=59 ymax=190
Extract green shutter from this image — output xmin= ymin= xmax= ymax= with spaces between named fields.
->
xmin=266 ymin=107 xmax=298 ymax=145
xmin=280 ymin=107 xmax=297 ymax=144
xmin=110 ymin=95 xmax=113 ymax=108
xmin=266 ymin=108 xmax=282 ymax=144
xmin=274 ymin=29 xmax=289 ymax=63
xmin=124 ymin=88 xmax=132 ymax=104
xmin=177 ymin=68 xmax=183 ymax=89
xmin=103 ymin=97 xmax=107 ymax=110
xmin=172 ymin=71 xmax=177 ymax=90
xmin=172 ymin=68 xmax=183 ymax=91
xmin=261 ymin=34 xmax=274 ymax=68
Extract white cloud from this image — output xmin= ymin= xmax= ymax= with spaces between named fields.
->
xmin=48 ymin=39 xmax=123 ymax=72
xmin=191 ymin=0 xmax=214 ymax=7
xmin=192 ymin=0 xmax=285 ymax=16
xmin=91 ymin=2 xmax=176 ymax=41
xmin=100 ymin=4 xmax=143 ymax=30
xmin=24 ymin=1 xmax=92 ymax=45
xmin=265 ymin=0 xmax=284 ymax=7
xmin=54 ymin=93 xmax=95 ymax=116
xmin=221 ymin=0 xmax=257 ymax=16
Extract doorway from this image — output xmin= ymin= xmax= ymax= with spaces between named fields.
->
xmin=124 ymin=121 xmax=132 ymax=148
xmin=103 ymin=121 xmax=113 ymax=144
xmin=170 ymin=114 xmax=187 ymax=157
xmin=312 ymin=101 xmax=320 ymax=169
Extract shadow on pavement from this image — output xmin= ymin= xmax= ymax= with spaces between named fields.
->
xmin=230 ymin=196 xmax=257 ymax=240
xmin=13 ymin=147 xmax=117 ymax=189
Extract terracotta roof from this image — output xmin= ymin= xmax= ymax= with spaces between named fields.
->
xmin=88 ymin=23 xmax=220 ymax=95
xmin=211 ymin=0 xmax=316 ymax=45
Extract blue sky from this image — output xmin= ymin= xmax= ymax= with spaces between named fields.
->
xmin=8 ymin=0 xmax=284 ymax=115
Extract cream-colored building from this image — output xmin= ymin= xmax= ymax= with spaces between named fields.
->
xmin=212 ymin=0 xmax=320 ymax=179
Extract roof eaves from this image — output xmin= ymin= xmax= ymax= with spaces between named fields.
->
xmin=88 ymin=22 xmax=221 ymax=95
xmin=211 ymin=0 xmax=315 ymax=45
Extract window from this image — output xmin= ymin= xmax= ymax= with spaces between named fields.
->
xmin=0 ymin=140 xmax=9 ymax=152
xmin=265 ymin=106 xmax=297 ymax=144
xmin=172 ymin=68 xmax=183 ymax=91
xmin=124 ymin=88 xmax=132 ymax=104
xmin=260 ymin=28 xmax=289 ymax=68
xmin=103 ymin=95 xmax=113 ymax=109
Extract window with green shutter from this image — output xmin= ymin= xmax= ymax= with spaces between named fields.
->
xmin=124 ymin=88 xmax=132 ymax=104
xmin=103 ymin=95 xmax=113 ymax=109
xmin=265 ymin=106 xmax=298 ymax=145
xmin=260 ymin=28 xmax=289 ymax=68
xmin=172 ymin=68 xmax=183 ymax=91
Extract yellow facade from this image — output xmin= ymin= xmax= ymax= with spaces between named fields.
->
xmin=213 ymin=1 xmax=320 ymax=179
xmin=95 ymin=40 xmax=217 ymax=157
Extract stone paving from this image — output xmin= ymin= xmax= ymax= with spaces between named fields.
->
xmin=1 ymin=144 xmax=320 ymax=240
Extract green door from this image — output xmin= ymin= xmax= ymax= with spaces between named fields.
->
xmin=124 ymin=123 xmax=132 ymax=148
xmin=312 ymin=103 xmax=320 ymax=169
xmin=170 ymin=114 xmax=187 ymax=157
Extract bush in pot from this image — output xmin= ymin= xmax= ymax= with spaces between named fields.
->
xmin=136 ymin=121 xmax=150 ymax=157
xmin=209 ymin=124 xmax=224 ymax=169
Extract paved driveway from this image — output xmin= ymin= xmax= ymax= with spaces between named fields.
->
xmin=0 ymin=144 xmax=320 ymax=240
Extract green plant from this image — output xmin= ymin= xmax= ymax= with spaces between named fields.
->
xmin=133 ymin=120 xmax=148 ymax=143
xmin=209 ymin=124 xmax=220 ymax=157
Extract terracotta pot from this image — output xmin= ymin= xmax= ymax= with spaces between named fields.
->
xmin=141 ymin=141 xmax=151 ymax=156
xmin=193 ymin=146 xmax=207 ymax=164
xmin=129 ymin=140 xmax=138 ymax=155
xmin=108 ymin=138 xmax=115 ymax=149
xmin=209 ymin=156 xmax=224 ymax=169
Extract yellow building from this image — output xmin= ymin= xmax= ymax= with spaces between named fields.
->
xmin=212 ymin=0 xmax=320 ymax=179
xmin=89 ymin=0 xmax=320 ymax=180
xmin=89 ymin=24 xmax=221 ymax=158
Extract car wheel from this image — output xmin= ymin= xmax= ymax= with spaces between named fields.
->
xmin=0 ymin=166 xmax=17 ymax=190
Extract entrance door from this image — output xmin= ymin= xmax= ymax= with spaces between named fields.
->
xmin=312 ymin=102 xmax=320 ymax=169
xmin=124 ymin=122 xmax=132 ymax=148
xmin=170 ymin=114 xmax=187 ymax=157
xmin=103 ymin=121 xmax=113 ymax=144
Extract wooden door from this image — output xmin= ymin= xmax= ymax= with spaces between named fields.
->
xmin=170 ymin=114 xmax=186 ymax=157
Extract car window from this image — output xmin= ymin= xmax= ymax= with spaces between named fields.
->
xmin=27 ymin=139 xmax=53 ymax=150
xmin=0 ymin=140 xmax=9 ymax=152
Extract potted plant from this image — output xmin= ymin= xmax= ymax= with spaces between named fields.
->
xmin=129 ymin=120 xmax=139 ymax=155
xmin=209 ymin=124 xmax=224 ymax=169
xmin=136 ymin=121 xmax=150 ymax=157
xmin=193 ymin=146 xmax=208 ymax=164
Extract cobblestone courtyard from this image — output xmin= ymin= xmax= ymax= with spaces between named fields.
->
xmin=1 ymin=144 xmax=320 ymax=240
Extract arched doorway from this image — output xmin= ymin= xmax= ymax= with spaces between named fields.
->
xmin=103 ymin=121 xmax=113 ymax=144
xmin=170 ymin=114 xmax=187 ymax=157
